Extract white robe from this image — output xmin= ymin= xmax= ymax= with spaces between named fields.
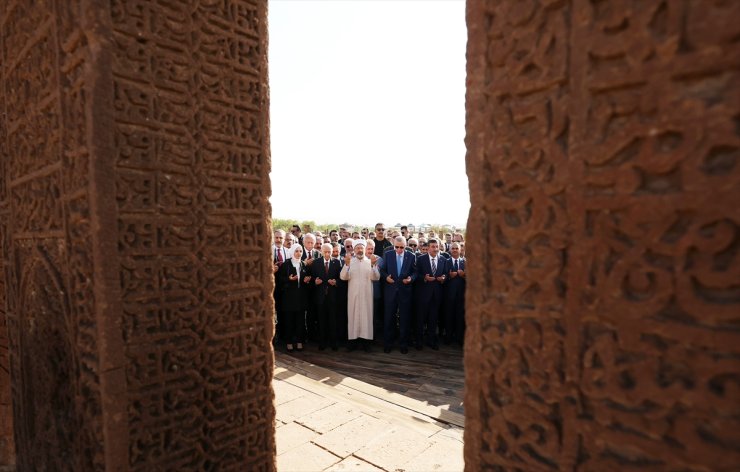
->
xmin=340 ymin=256 xmax=380 ymax=340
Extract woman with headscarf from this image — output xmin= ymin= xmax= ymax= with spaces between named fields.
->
xmin=278 ymin=243 xmax=311 ymax=352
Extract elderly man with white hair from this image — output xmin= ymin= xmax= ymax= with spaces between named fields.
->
xmin=340 ymin=238 xmax=380 ymax=351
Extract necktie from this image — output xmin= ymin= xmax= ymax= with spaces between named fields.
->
xmin=277 ymin=248 xmax=283 ymax=263
xmin=431 ymin=257 xmax=436 ymax=275
xmin=454 ymin=259 xmax=458 ymax=271
xmin=397 ymin=254 xmax=402 ymax=278
xmin=325 ymin=260 xmax=330 ymax=294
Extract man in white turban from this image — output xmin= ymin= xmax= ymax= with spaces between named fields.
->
xmin=340 ymin=238 xmax=380 ymax=351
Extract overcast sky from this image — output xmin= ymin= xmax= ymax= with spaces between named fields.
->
xmin=268 ymin=0 xmax=468 ymax=228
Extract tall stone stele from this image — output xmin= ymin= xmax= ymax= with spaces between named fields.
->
xmin=464 ymin=1 xmax=740 ymax=471
xmin=1 ymin=1 xmax=275 ymax=470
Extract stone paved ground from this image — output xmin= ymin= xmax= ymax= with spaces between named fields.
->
xmin=274 ymin=364 xmax=464 ymax=472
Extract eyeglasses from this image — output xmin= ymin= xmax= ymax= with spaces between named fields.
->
xmin=376 ymin=228 xmax=385 ymax=231
xmin=409 ymin=244 xmax=417 ymax=247
xmin=394 ymin=246 xmax=404 ymax=249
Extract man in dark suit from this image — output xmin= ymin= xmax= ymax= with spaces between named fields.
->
xmin=444 ymin=233 xmax=453 ymax=252
xmin=380 ymin=236 xmax=417 ymax=353
xmin=414 ymin=238 xmax=448 ymax=350
xmin=272 ymin=230 xmax=289 ymax=344
xmin=301 ymin=233 xmax=320 ymax=342
xmin=444 ymin=242 xmax=466 ymax=345
xmin=312 ymin=243 xmax=342 ymax=350
xmin=332 ymin=242 xmax=349 ymax=344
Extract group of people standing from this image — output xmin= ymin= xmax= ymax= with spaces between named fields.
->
xmin=272 ymin=223 xmax=466 ymax=354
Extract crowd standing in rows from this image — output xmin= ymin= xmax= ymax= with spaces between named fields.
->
xmin=272 ymin=223 xmax=466 ymax=354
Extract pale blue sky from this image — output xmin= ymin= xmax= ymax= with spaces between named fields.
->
xmin=268 ymin=0 xmax=468 ymax=228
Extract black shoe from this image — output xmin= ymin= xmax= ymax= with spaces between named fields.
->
xmin=331 ymin=345 xmax=338 ymax=351
xmin=383 ymin=347 xmax=391 ymax=354
xmin=318 ymin=345 xmax=326 ymax=351
xmin=400 ymin=347 xmax=408 ymax=354
xmin=347 ymin=343 xmax=356 ymax=352
xmin=363 ymin=343 xmax=371 ymax=353
xmin=415 ymin=344 xmax=423 ymax=351
xmin=431 ymin=344 xmax=439 ymax=351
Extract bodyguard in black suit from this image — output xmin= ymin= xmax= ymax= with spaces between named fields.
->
xmin=272 ymin=230 xmax=289 ymax=343
xmin=380 ymin=237 xmax=417 ymax=353
xmin=301 ymin=234 xmax=321 ymax=343
xmin=414 ymin=239 xmax=448 ymax=350
xmin=332 ymin=242 xmax=349 ymax=343
xmin=312 ymin=243 xmax=342 ymax=350
xmin=444 ymin=242 xmax=466 ymax=345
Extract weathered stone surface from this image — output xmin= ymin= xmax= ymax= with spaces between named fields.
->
xmin=354 ymin=426 xmax=434 ymax=471
xmin=276 ymin=394 xmax=335 ymax=424
xmin=312 ymin=414 xmax=391 ymax=459
xmin=402 ymin=434 xmax=464 ymax=472
xmin=277 ymin=442 xmax=341 ymax=472
xmin=0 ymin=204 xmax=10 ymax=466
xmin=464 ymin=1 xmax=740 ymax=471
xmin=296 ymin=402 xmax=363 ymax=434
xmin=323 ymin=456 xmax=384 ymax=472
xmin=276 ymin=422 xmax=319 ymax=456
xmin=1 ymin=0 xmax=274 ymax=469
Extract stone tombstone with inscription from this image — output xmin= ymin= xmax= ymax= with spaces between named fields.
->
xmin=465 ymin=1 xmax=740 ymax=471
xmin=1 ymin=0 xmax=275 ymax=470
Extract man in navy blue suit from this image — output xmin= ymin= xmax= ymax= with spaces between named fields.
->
xmin=380 ymin=236 xmax=417 ymax=354
xmin=443 ymin=242 xmax=466 ymax=345
xmin=414 ymin=238 xmax=448 ymax=350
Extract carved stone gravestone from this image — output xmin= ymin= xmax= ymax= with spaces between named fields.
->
xmin=1 ymin=1 xmax=275 ymax=469
xmin=464 ymin=1 xmax=740 ymax=470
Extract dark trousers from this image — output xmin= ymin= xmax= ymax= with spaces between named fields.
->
xmin=384 ymin=290 xmax=412 ymax=349
xmin=416 ymin=295 xmax=441 ymax=347
xmin=304 ymin=302 xmax=318 ymax=342
xmin=274 ymin=291 xmax=285 ymax=342
xmin=283 ymin=310 xmax=304 ymax=344
xmin=373 ymin=294 xmax=383 ymax=341
xmin=336 ymin=288 xmax=348 ymax=343
xmin=316 ymin=299 xmax=338 ymax=349
xmin=444 ymin=292 xmax=465 ymax=344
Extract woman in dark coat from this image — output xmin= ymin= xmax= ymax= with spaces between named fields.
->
xmin=278 ymin=243 xmax=310 ymax=351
